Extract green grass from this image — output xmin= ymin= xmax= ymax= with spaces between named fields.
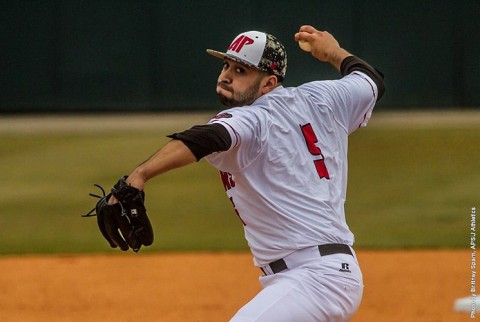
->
xmin=0 ymin=112 xmax=478 ymax=254
xmin=346 ymin=120 xmax=479 ymax=248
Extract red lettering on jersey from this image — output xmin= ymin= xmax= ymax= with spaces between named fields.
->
xmin=228 ymin=35 xmax=254 ymax=53
xmin=220 ymin=171 xmax=235 ymax=191
xmin=314 ymin=159 xmax=330 ymax=180
xmin=300 ymin=123 xmax=330 ymax=180
xmin=301 ymin=123 xmax=321 ymax=156
xmin=229 ymin=197 xmax=246 ymax=226
xmin=220 ymin=173 xmax=245 ymax=225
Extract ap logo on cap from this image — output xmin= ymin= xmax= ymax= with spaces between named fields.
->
xmin=207 ymin=30 xmax=287 ymax=78
xmin=226 ymin=31 xmax=266 ymax=67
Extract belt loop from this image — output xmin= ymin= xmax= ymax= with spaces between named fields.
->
xmin=260 ymin=267 xmax=268 ymax=275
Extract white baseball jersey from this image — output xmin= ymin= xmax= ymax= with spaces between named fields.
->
xmin=206 ymin=71 xmax=378 ymax=267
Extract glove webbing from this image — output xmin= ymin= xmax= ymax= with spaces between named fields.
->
xmin=82 ymin=184 xmax=106 ymax=217
xmin=82 ymin=184 xmax=131 ymax=224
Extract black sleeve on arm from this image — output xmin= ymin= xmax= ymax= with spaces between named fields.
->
xmin=340 ymin=55 xmax=385 ymax=101
xmin=167 ymin=123 xmax=232 ymax=161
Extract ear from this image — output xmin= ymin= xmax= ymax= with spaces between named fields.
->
xmin=261 ymin=75 xmax=278 ymax=94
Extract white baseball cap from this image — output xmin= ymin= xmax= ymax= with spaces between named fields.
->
xmin=207 ymin=31 xmax=287 ymax=79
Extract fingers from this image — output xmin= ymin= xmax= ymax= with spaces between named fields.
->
xmin=116 ymin=216 xmax=141 ymax=251
xmin=96 ymin=197 xmax=118 ymax=249
xmin=298 ymin=25 xmax=317 ymax=34
xmin=97 ymin=199 xmax=129 ymax=251
xmin=295 ymin=26 xmax=334 ymax=45
xmin=294 ymin=25 xmax=319 ymax=42
xmin=104 ymin=211 xmax=129 ymax=251
xmin=97 ymin=214 xmax=118 ymax=249
xmin=135 ymin=214 xmax=154 ymax=246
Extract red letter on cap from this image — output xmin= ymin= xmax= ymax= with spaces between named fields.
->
xmin=228 ymin=35 xmax=254 ymax=53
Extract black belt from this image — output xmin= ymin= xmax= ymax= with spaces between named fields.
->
xmin=265 ymin=244 xmax=353 ymax=275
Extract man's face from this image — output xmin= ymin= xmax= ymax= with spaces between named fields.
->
xmin=216 ymin=59 xmax=266 ymax=107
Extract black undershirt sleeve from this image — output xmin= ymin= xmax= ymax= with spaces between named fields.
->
xmin=167 ymin=123 xmax=232 ymax=161
xmin=340 ymin=56 xmax=385 ymax=101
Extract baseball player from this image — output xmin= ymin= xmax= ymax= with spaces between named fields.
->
xmin=110 ymin=25 xmax=385 ymax=321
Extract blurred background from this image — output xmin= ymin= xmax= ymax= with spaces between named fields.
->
xmin=1 ymin=0 xmax=479 ymax=114
xmin=0 ymin=0 xmax=479 ymax=255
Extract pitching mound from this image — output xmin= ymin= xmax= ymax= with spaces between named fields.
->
xmin=0 ymin=250 xmax=473 ymax=321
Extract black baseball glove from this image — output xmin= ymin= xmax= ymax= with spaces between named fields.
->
xmin=83 ymin=176 xmax=154 ymax=252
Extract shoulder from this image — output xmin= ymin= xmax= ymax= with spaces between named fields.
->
xmin=209 ymin=105 xmax=271 ymax=137
xmin=211 ymin=105 xmax=268 ymax=121
xmin=298 ymin=73 xmax=376 ymax=99
xmin=299 ymin=73 xmax=371 ymax=89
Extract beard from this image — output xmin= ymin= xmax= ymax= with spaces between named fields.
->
xmin=217 ymin=78 xmax=262 ymax=107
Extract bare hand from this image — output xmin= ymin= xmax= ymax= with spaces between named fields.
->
xmin=294 ymin=25 xmax=351 ymax=70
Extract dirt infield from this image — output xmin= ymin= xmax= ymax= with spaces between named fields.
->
xmin=0 ymin=250 xmax=474 ymax=322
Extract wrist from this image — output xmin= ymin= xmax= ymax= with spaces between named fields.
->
xmin=328 ymin=48 xmax=351 ymax=71
xmin=126 ymin=169 xmax=147 ymax=191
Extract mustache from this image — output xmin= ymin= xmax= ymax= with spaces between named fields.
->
xmin=217 ymin=82 xmax=233 ymax=93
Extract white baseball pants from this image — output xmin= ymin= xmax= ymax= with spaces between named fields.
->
xmin=230 ymin=246 xmax=363 ymax=322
